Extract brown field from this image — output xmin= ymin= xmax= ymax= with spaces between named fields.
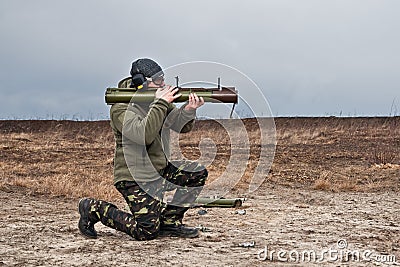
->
xmin=1 ymin=117 xmax=399 ymax=266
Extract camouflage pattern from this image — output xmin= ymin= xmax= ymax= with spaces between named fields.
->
xmin=87 ymin=160 xmax=207 ymax=241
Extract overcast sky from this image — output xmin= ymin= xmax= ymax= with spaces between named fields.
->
xmin=1 ymin=0 xmax=399 ymax=119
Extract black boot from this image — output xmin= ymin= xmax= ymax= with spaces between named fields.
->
xmin=159 ymin=224 xmax=199 ymax=238
xmin=78 ymin=198 xmax=99 ymax=239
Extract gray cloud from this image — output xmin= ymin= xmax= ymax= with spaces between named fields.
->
xmin=0 ymin=0 xmax=399 ymax=119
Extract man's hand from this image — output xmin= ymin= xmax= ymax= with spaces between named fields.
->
xmin=155 ymin=85 xmax=181 ymax=103
xmin=184 ymin=93 xmax=205 ymax=111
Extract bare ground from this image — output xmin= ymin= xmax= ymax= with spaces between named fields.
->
xmin=0 ymin=118 xmax=399 ymax=266
xmin=0 ymin=184 xmax=399 ymax=266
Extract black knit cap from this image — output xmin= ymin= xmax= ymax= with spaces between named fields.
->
xmin=130 ymin=58 xmax=163 ymax=78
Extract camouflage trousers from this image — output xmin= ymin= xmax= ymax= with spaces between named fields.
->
xmin=89 ymin=160 xmax=207 ymax=240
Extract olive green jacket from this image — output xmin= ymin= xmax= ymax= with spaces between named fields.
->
xmin=110 ymin=78 xmax=196 ymax=184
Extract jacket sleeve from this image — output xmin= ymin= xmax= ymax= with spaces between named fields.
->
xmin=111 ymin=100 xmax=169 ymax=145
xmin=165 ymin=103 xmax=196 ymax=133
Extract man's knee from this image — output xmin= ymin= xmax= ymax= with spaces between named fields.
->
xmin=186 ymin=161 xmax=208 ymax=179
xmin=195 ymin=165 xmax=208 ymax=186
xmin=200 ymin=170 xmax=208 ymax=185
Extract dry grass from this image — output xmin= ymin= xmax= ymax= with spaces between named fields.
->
xmin=312 ymin=171 xmax=332 ymax=190
xmin=1 ymin=117 xmax=399 ymax=201
xmin=0 ymin=120 xmax=118 ymax=201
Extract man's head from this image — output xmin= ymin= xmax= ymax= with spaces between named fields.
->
xmin=130 ymin=58 xmax=164 ymax=89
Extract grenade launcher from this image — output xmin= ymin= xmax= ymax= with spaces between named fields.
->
xmin=105 ymin=86 xmax=238 ymax=105
xmin=105 ymin=76 xmax=238 ymax=105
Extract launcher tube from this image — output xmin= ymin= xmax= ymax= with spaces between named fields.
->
xmin=105 ymin=87 xmax=238 ymax=104
xmin=194 ymin=197 xmax=243 ymax=208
